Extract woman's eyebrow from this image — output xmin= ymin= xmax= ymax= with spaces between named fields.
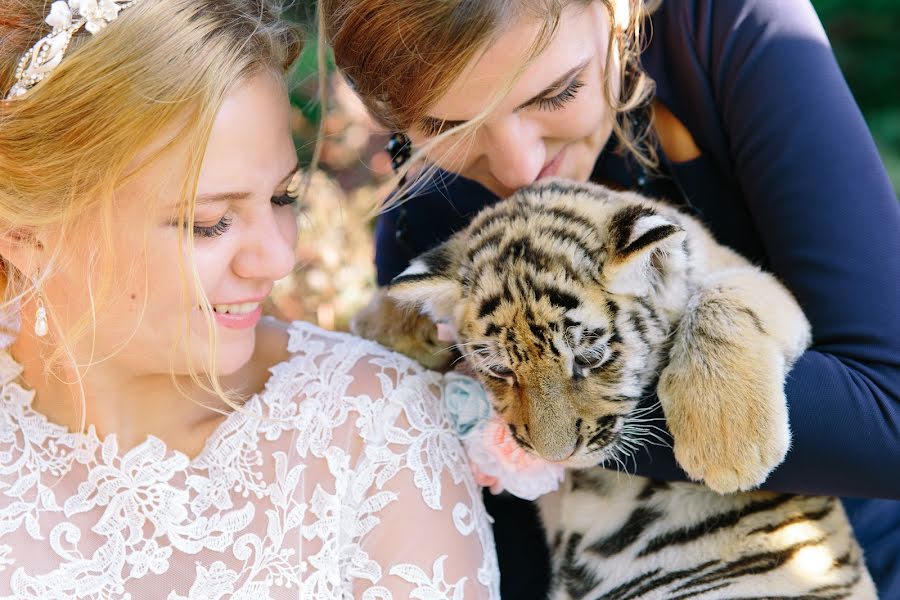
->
xmin=418 ymin=57 xmax=592 ymax=132
xmin=195 ymin=163 xmax=300 ymax=205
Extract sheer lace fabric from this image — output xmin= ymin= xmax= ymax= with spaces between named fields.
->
xmin=0 ymin=319 xmax=499 ymax=599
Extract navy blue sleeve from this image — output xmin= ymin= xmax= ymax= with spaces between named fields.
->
xmin=375 ymin=174 xmax=501 ymax=285
xmin=628 ymin=0 xmax=900 ymax=499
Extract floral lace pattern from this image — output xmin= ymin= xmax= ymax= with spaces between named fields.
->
xmin=0 ymin=319 xmax=499 ymax=599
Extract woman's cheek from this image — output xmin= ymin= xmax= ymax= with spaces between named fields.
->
xmin=277 ymin=208 xmax=299 ymax=246
xmin=421 ymin=136 xmax=478 ymax=174
xmin=556 ymin=92 xmax=610 ymax=140
xmin=194 ymin=240 xmax=229 ymax=282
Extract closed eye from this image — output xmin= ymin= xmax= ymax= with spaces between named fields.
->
xmin=272 ymin=169 xmax=304 ymax=207
xmin=531 ymin=78 xmax=585 ymax=111
xmin=417 ymin=81 xmax=585 ymax=136
xmin=416 ymin=58 xmax=591 ymax=137
xmin=574 ymin=354 xmax=605 ymax=370
xmin=190 ymin=167 xmax=302 ymax=238
xmin=573 ymin=345 xmax=609 ymax=378
xmin=271 ymin=193 xmax=300 ymax=207
xmin=193 ymin=215 xmax=233 ymax=238
xmin=488 ymin=364 xmax=514 ymax=380
xmin=191 ymin=193 xmax=302 ymax=238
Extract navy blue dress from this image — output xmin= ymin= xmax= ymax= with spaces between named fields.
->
xmin=372 ymin=0 xmax=900 ymax=596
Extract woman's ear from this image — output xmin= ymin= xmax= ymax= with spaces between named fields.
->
xmin=0 ymin=227 xmax=46 ymax=278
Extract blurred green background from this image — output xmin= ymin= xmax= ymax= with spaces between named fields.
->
xmin=815 ymin=0 xmax=900 ymax=191
xmin=287 ymin=0 xmax=900 ymax=191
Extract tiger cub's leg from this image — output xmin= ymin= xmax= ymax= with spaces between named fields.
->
xmin=658 ymin=266 xmax=811 ymax=493
xmin=351 ymin=288 xmax=459 ymax=371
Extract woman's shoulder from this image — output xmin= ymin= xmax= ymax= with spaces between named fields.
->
xmin=648 ymin=0 xmax=826 ymax=72
xmin=249 ymin=323 xmax=499 ymax=599
xmin=252 ymin=317 xmax=445 ymax=419
xmin=250 ymin=319 xmax=463 ymax=500
xmin=654 ymin=0 xmax=822 ymax=32
xmin=255 ymin=317 xmax=432 ymax=375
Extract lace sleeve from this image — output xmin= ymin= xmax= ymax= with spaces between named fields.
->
xmin=279 ymin=323 xmax=500 ymax=599
xmin=345 ymin=351 xmax=500 ymax=599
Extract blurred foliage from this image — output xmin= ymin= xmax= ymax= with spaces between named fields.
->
xmin=813 ymin=0 xmax=900 ymax=113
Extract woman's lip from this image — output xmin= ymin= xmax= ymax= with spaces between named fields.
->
xmin=213 ymin=304 xmax=263 ymax=329
xmin=538 ymin=145 xmax=568 ymax=180
xmin=210 ymin=295 xmax=268 ymax=305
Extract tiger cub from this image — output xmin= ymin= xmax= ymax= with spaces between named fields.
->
xmin=353 ymin=179 xmax=876 ymax=599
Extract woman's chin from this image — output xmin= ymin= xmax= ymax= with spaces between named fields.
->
xmin=184 ymin=311 xmax=261 ymax=375
xmin=214 ymin=335 xmax=258 ymax=376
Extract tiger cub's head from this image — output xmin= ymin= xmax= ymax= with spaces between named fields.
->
xmin=390 ymin=180 xmax=692 ymax=467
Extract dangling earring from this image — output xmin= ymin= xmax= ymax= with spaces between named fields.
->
xmin=33 ymin=278 xmax=48 ymax=337
xmin=385 ymin=132 xmax=412 ymax=173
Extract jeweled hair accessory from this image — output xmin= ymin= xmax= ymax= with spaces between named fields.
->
xmin=5 ymin=0 xmax=140 ymax=99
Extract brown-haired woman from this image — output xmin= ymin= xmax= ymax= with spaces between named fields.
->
xmin=0 ymin=1 xmax=498 ymax=596
xmin=321 ymin=0 xmax=900 ymax=597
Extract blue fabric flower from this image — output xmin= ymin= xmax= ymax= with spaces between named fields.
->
xmin=443 ymin=372 xmax=492 ymax=437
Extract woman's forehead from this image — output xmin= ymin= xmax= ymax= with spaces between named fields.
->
xmin=109 ymin=73 xmax=294 ymax=222
xmin=424 ymin=3 xmax=608 ymax=124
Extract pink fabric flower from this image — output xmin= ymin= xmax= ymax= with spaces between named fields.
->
xmin=442 ymin=370 xmax=564 ymax=500
xmin=462 ymin=416 xmax=565 ymax=500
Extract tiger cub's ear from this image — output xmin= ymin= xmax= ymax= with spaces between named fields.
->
xmin=603 ymin=205 xmax=686 ymax=296
xmin=388 ymin=239 xmax=464 ymax=322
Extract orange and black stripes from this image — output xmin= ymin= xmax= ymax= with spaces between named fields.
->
xmin=385 ymin=179 xmax=870 ymax=600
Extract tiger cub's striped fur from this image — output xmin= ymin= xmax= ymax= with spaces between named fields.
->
xmin=353 ymin=179 xmax=876 ymax=598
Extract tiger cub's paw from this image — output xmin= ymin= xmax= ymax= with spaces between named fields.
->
xmin=351 ymin=289 xmax=458 ymax=372
xmin=657 ymin=342 xmax=791 ymax=494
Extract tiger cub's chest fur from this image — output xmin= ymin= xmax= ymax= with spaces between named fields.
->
xmin=358 ymin=179 xmax=875 ymax=598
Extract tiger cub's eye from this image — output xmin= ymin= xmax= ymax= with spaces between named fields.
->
xmin=574 ymin=354 xmax=604 ymax=370
xmin=573 ymin=343 xmax=611 ymax=375
xmin=488 ymin=364 xmax=514 ymax=380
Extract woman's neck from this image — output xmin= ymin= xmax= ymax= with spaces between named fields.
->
xmin=8 ymin=325 xmax=263 ymax=459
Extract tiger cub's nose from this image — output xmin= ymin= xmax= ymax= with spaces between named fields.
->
xmin=534 ymin=437 xmax=578 ymax=463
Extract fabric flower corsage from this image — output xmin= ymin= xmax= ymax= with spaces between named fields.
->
xmin=443 ymin=371 xmax=565 ymax=501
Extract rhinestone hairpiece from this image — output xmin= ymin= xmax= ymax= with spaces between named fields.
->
xmin=5 ymin=0 xmax=140 ymax=99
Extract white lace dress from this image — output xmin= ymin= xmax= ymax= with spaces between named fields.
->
xmin=0 ymin=320 xmax=500 ymax=599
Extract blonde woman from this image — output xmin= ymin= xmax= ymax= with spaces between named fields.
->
xmin=0 ymin=1 xmax=498 ymax=597
xmin=320 ymin=0 xmax=900 ymax=597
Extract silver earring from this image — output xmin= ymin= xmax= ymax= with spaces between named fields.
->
xmin=33 ymin=279 xmax=48 ymax=337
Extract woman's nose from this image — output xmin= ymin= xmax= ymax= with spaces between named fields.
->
xmin=233 ymin=208 xmax=297 ymax=282
xmin=484 ymin=116 xmax=545 ymax=191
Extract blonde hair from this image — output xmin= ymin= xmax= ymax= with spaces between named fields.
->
xmin=0 ymin=1 xmax=302 ymax=417
xmin=321 ymin=0 xmax=661 ymax=203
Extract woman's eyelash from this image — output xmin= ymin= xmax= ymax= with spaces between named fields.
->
xmin=274 ymin=170 xmax=304 ymax=207
xmin=272 ymin=194 xmax=297 ymax=206
xmin=193 ymin=214 xmax=233 ymax=238
xmin=535 ymin=78 xmax=585 ymax=111
xmin=419 ymin=78 xmax=586 ymax=136
xmin=191 ymin=192 xmax=302 ymax=238
xmin=271 ymin=192 xmax=298 ymax=207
